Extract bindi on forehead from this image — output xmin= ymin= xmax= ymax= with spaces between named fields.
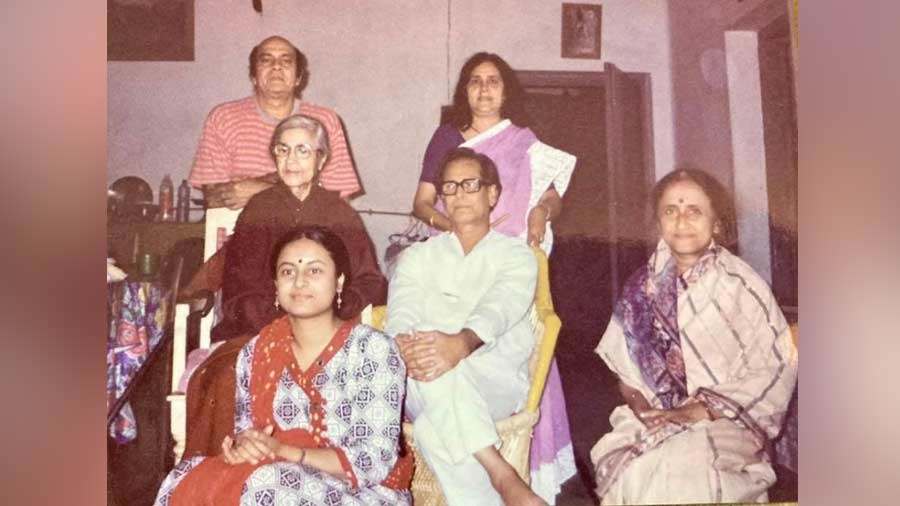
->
xmin=292 ymin=257 xmax=325 ymax=265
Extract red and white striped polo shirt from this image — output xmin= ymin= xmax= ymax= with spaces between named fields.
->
xmin=188 ymin=96 xmax=361 ymax=197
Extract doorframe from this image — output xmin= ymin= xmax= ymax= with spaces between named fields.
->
xmin=517 ymin=70 xmax=604 ymax=88
xmin=725 ymin=0 xmax=793 ymax=285
xmin=517 ymin=69 xmax=655 ymax=192
xmin=516 ymin=69 xmax=656 ymax=303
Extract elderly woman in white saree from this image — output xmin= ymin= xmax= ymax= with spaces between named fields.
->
xmin=590 ymin=169 xmax=798 ymax=505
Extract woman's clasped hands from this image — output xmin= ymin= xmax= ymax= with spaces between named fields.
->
xmin=221 ymin=424 xmax=284 ymax=465
xmin=636 ymin=401 xmax=712 ymax=430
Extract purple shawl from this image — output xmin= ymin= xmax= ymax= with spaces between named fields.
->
xmin=421 ymin=122 xmax=537 ymax=237
xmin=614 ymin=254 xmax=690 ymax=408
xmin=467 ymin=124 xmax=536 ymax=237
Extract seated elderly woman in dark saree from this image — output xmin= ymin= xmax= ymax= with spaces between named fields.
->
xmin=590 ymin=168 xmax=798 ymax=505
xmin=213 ymin=113 xmax=386 ymax=342
xmin=178 ymin=114 xmax=388 ymax=466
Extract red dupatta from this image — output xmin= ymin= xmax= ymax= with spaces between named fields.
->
xmin=170 ymin=316 xmax=412 ymax=505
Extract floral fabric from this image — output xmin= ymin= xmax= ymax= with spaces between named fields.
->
xmin=107 ymin=280 xmax=167 ymax=443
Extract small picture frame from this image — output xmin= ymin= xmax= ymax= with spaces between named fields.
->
xmin=561 ymin=3 xmax=602 ymax=59
xmin=108 ymin=0 xmax=195 ymax=61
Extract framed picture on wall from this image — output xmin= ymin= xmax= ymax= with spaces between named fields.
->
xmin=561 ymin=3 xmax=602 ymax=59
xmin=108 ymin=0 xmax=194 ymax=61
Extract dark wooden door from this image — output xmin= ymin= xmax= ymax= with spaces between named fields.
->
xmin=759 ymin=14 xmax=799 ymax=308
xmin=518 ymin=68 xmax=653 ymax=492
xmin=518 ymin=72 xmax=612 ymax=333
xmin=604 ymin=62 xmax=655 ymax=301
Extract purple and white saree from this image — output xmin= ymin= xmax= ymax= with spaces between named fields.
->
xmin=591 ymin=241 xmax=798 ymax=504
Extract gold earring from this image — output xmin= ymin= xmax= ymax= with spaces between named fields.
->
xmin=336 ymin=291 xmax=342 ymax=309
xmin=274 ymin=299 xmax=280 ymax=309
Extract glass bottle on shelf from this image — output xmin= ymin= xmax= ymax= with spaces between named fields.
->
xmin=158 ymin=174 xmax=174 ymax=222
xmin=176 ymin=179 xmax=191 ymax=222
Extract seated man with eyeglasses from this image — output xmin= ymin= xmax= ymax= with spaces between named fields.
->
xmin=386 ymin=147 xmax=547 ymax=506
xmin=188 ymin=35 xmax=361 ymax=210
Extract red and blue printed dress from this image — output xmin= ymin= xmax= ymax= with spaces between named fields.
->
xmin=153 ymin=317 xmax=411 ymax=506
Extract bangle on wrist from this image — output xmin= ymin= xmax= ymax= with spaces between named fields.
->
xmin=429 ymin=213 xmax=435 ymax=228
xmin=297 ymin=448 xmax=306 ymax=465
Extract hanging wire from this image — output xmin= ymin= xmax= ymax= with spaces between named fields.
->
xmin=356 ymin=208 xmax=412 ymax=217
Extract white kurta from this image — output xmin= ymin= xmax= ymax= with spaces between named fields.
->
xmin=386 ymin=230 xmax=538 ymax=506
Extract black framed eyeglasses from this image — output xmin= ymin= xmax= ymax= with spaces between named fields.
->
xmin=439 ymin=178 xmax=485 ymax=196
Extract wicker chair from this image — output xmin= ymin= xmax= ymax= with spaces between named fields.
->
xmin=364 ymin=246 xmax=561 ymax=506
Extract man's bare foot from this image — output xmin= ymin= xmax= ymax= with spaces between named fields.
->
xmin=491 ymin=469 xmax=548 ymax=506
xmin=474 ymin=446 xmax=547 ymax=506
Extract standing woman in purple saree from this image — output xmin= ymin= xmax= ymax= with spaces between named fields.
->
xmin=590 ymin=169 xmax=798 ymax=504
xmin=410 ymin=52 xmax=577 ymax=503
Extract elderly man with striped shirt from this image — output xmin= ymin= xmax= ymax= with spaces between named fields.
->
xmin=189 ymin=35 xmax=361 ymax=209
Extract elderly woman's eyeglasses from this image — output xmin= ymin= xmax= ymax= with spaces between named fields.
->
xmin=273 ymin=143 xmax=317 ymax=160
xmin=439 ymin=178 xmax=485 ymax=195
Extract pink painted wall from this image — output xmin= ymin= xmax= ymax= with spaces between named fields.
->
xmin=668 ymin=0 xmax=772 ymax=188
xmin=107 ymin=0 xmax=674 ymax=263
xmin=668 ymin=0 xmax=794 ymax=279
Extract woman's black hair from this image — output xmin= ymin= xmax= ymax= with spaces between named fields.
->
xmin=270 ymin=225 xmax=351 ymax=288
xmin=448 ymin=52 xmax=529 ymax=130
xmin=650 ymin=168 xmax=738 ymax=247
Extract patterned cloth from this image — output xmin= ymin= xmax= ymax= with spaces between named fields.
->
xmin=615 ymin=249 xmax=720 ymax=409
xmin=775 ymin=383 xmax=799 ymax=472
xmin=591 ymin=240 xmax=798 ymax=504
xmin=154 ymin=319 xmax=411 ymax=506
xmin=106 ymin=280 xmax=168 ymax=443
xmin=188 ymin=96 xmax=361 ymax=198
